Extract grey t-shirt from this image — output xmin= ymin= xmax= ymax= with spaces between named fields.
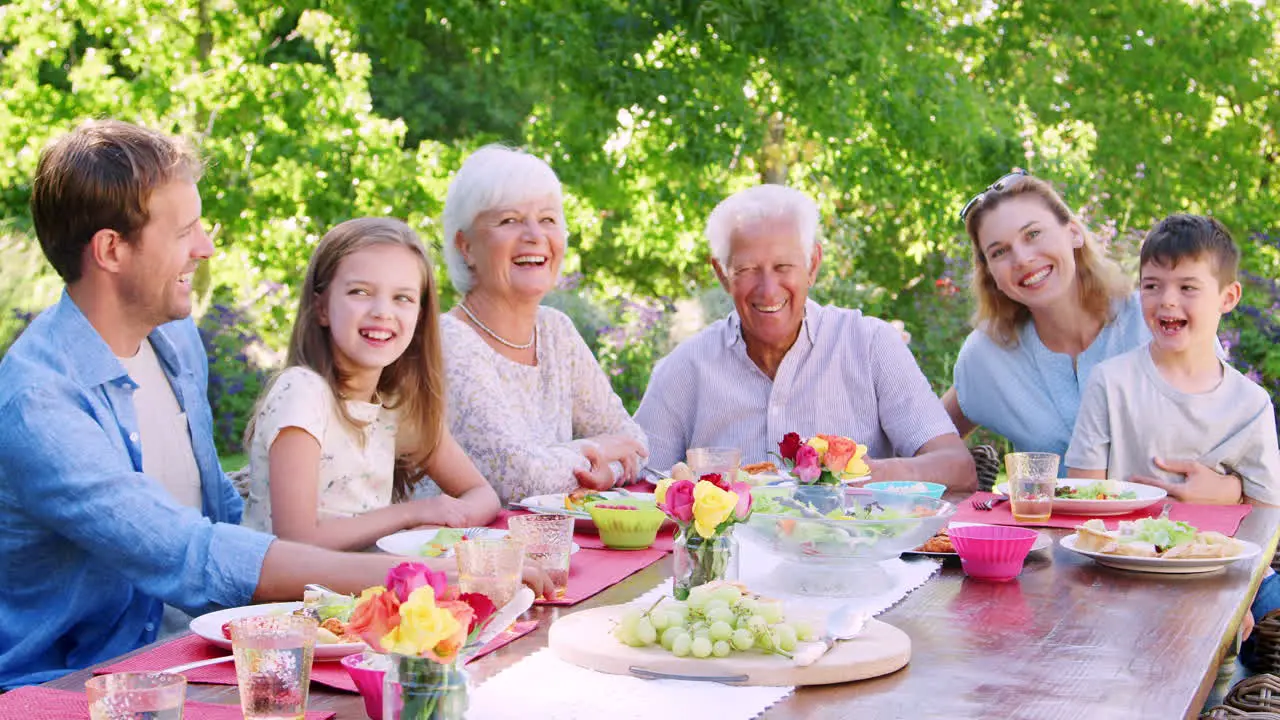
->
xmin=1065 ymin=343 xmax=1280 ymax=504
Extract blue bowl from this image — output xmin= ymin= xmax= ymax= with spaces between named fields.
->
xmin=863 ymin=481 xmax=947 ymax=499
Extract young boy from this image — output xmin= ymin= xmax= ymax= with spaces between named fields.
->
xmin=1064 ymin=214 xmax=1280 ymax=506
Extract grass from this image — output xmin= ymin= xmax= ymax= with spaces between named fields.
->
xmin=222 ymin=453 xmax=248 ymax=472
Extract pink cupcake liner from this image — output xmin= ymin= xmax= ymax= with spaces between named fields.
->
xmin=342 ymin=653 xmax=389 ymax=720
xmin=949 ymin=525 xmax=1037 ymax=581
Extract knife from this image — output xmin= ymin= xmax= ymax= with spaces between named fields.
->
xmin=628 ymin=667 xmax=749 ymax=684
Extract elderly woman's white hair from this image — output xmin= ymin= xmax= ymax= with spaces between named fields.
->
xmin=704 ymin=184 xmax=820 ymax=267
xmin=441 ymin=145 xmax=565 ymax=294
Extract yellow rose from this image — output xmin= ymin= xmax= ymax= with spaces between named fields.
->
xmin=655 ymin=477 xmax=675 ymax=505
xmin=806 ymin=436 xmax=829 ymax=457
xmin=692 ymin=481 xmax=738 ymax=538
xmin=843 ymin=443 xmax=870 ymax=477
xmin=380 ymin=586 xmax=462 ymax=657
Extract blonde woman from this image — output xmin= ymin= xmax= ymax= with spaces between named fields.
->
xmin=943 ymin=173 xmax=1143 ymax=463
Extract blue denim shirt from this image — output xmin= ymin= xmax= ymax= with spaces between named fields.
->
xmin=0 ymin=292 xmax=275 ymax=688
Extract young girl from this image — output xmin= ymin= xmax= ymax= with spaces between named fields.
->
xmin=242 ymin=217 xmax=502 ymax=550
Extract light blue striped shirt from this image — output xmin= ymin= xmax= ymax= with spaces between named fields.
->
xmin=635 ymin=300 xmax=958 ymax=470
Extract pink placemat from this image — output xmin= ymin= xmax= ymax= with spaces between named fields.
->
xmin=536 ymin=547 xmax=667 ymax=606
xmin=466 ymin=619 xmax=538 ymax=663
xmin=952 ymin=492 xmax=1253 ymax=535
xmin=92 ymin=619 xmax=538 ymax=693
xmin=0 ymin=686 xmax=334 ymax=720
xmin=491 ymin=509 xmax=676 ymax=552
xmin=93 ymin=634 xmax=356 ymax=692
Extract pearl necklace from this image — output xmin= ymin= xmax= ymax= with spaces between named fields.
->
xmin=458 ymin=302 xmax=536 ymax=350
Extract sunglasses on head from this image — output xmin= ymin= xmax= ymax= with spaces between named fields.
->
xmin=958 ymin=169 xmax=1030 ymax=222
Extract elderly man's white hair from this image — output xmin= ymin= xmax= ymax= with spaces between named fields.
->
xmin=441 ymin=144 xmax=565 ymax=294
xmin=704 ymin=184 xmax=820 ymax=268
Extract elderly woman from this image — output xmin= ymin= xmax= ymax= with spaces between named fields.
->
xmin=635 ymin=184 xmax=974 ymax=488
xmin=432 ymin=145 xmax=647 ymax=505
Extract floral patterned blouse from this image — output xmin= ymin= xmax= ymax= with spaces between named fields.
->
xmin=243 ymin=366 xmax=397 ymax=533
xmin=437 ymin=307 xmax=648 ymax=505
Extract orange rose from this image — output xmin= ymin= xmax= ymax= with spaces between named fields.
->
xmin=823 ymin=436 xmax=857 ymax=474
xmin=347 ymin=587 xmax=401 ymax=652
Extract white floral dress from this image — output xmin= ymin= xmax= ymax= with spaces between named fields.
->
xmin=243 ymin=366 xmax=397 ymax=533
xmin=436 ymin=307 xmax=648 ymax=505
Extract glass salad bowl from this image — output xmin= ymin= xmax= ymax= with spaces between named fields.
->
xmin=743 ymin=486 xmax=956 ymax=564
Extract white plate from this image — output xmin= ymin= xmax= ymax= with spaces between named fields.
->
xmin=375 ymin=528 xmax=581 ymax=557
xmin=994 ymin=479 xmax=1166 ymax=516
xmin=189 ymin=602 xmax=362 ymax=660
xmin=1060 ymin=533 xmax=1261 ymax=574
xmin=902 ymin=521 xmax=1052 ymax=558
xmin=517 ymin=492 xmax=655 ymax=519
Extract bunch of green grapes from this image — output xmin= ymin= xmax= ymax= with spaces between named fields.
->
xmin=611 ymin=584 xmax=818 ymax=659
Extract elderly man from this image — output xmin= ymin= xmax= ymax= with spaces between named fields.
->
xmin=635 ymin=184 xmax=975 ymax=489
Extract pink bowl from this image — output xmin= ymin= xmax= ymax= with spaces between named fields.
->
xmin=949 ymin=525 xmax=1038 ymax=582
xmin=341 ymin=653 xmax=388 ymax=720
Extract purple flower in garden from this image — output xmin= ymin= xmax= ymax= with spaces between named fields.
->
xmin=557 ymin=272 xmax=583 ymax=291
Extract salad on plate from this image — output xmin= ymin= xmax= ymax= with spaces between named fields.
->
xmin=1055 ymin=481 xmax=1138 ymax=501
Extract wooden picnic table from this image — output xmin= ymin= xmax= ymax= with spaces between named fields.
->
xmin=45 ymin=503 xmax=1280 ymax=720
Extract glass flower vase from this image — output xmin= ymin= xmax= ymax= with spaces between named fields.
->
xmin=383 ymin=654 xmax=468 ymax=720
xmin=672 ymin=528 xmax=739 ymax=600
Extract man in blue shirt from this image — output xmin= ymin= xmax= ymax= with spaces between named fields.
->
xmin=0 ymin=120 xmax=510 ymax=688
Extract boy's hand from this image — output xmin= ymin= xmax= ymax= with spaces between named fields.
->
xmin=1129 ymin=457 xmax=1243 ymax=505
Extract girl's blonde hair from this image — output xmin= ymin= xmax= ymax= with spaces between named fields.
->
xmin=963 ymin=175 xmax=1131 ymax=348
xmin=246 ymin=217 xmax=445 ymax=501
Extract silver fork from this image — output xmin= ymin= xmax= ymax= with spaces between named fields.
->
xmin=461 ymin=527 xmax=489 ymax=539
xmin=971 ymin=495 xmax=1007 ymax=511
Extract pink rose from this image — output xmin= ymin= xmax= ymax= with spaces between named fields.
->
xmin=658 ymin=479 xmax=696 ymax=523
xmin=731 ymin=482 xmax=753 ymax=521
xmin=386 ymin=562 xmax=448 ymax=603
xmin=794 ymin=444 xmax=821 ymax=484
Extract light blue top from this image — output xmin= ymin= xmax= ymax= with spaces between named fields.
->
xmin=0 ymin=292 xmax=274 ymax=689
xmin=952 ymin=292 xmax=1150 ymax=466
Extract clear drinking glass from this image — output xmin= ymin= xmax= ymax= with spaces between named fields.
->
xmin=455 ymin=537 xmax=526 ymax=608
xmin=686 ymin=447 xmax=743 ymax=481
xmin=1005 ymin=452 xmax=1060 ymax=523
xmin=229 ymin=614 xmax=318 ymax=720
xmin=85 ymin=672 xmax=186 ymax=720
xmin=507 ymin=514 xmax=574 ymax=599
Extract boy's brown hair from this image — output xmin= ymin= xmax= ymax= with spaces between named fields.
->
xmin=1140 ymin=214 xmax=1239 ymax=287
xmin=31 ymin=119 xmax=202 ymax=283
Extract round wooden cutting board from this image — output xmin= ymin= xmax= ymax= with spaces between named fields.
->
xmin=548 ymin=604 xmax=911 ymax=686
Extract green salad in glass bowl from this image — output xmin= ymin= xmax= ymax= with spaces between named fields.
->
xmin=742 ymin=486 xmax=956 ymax=564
